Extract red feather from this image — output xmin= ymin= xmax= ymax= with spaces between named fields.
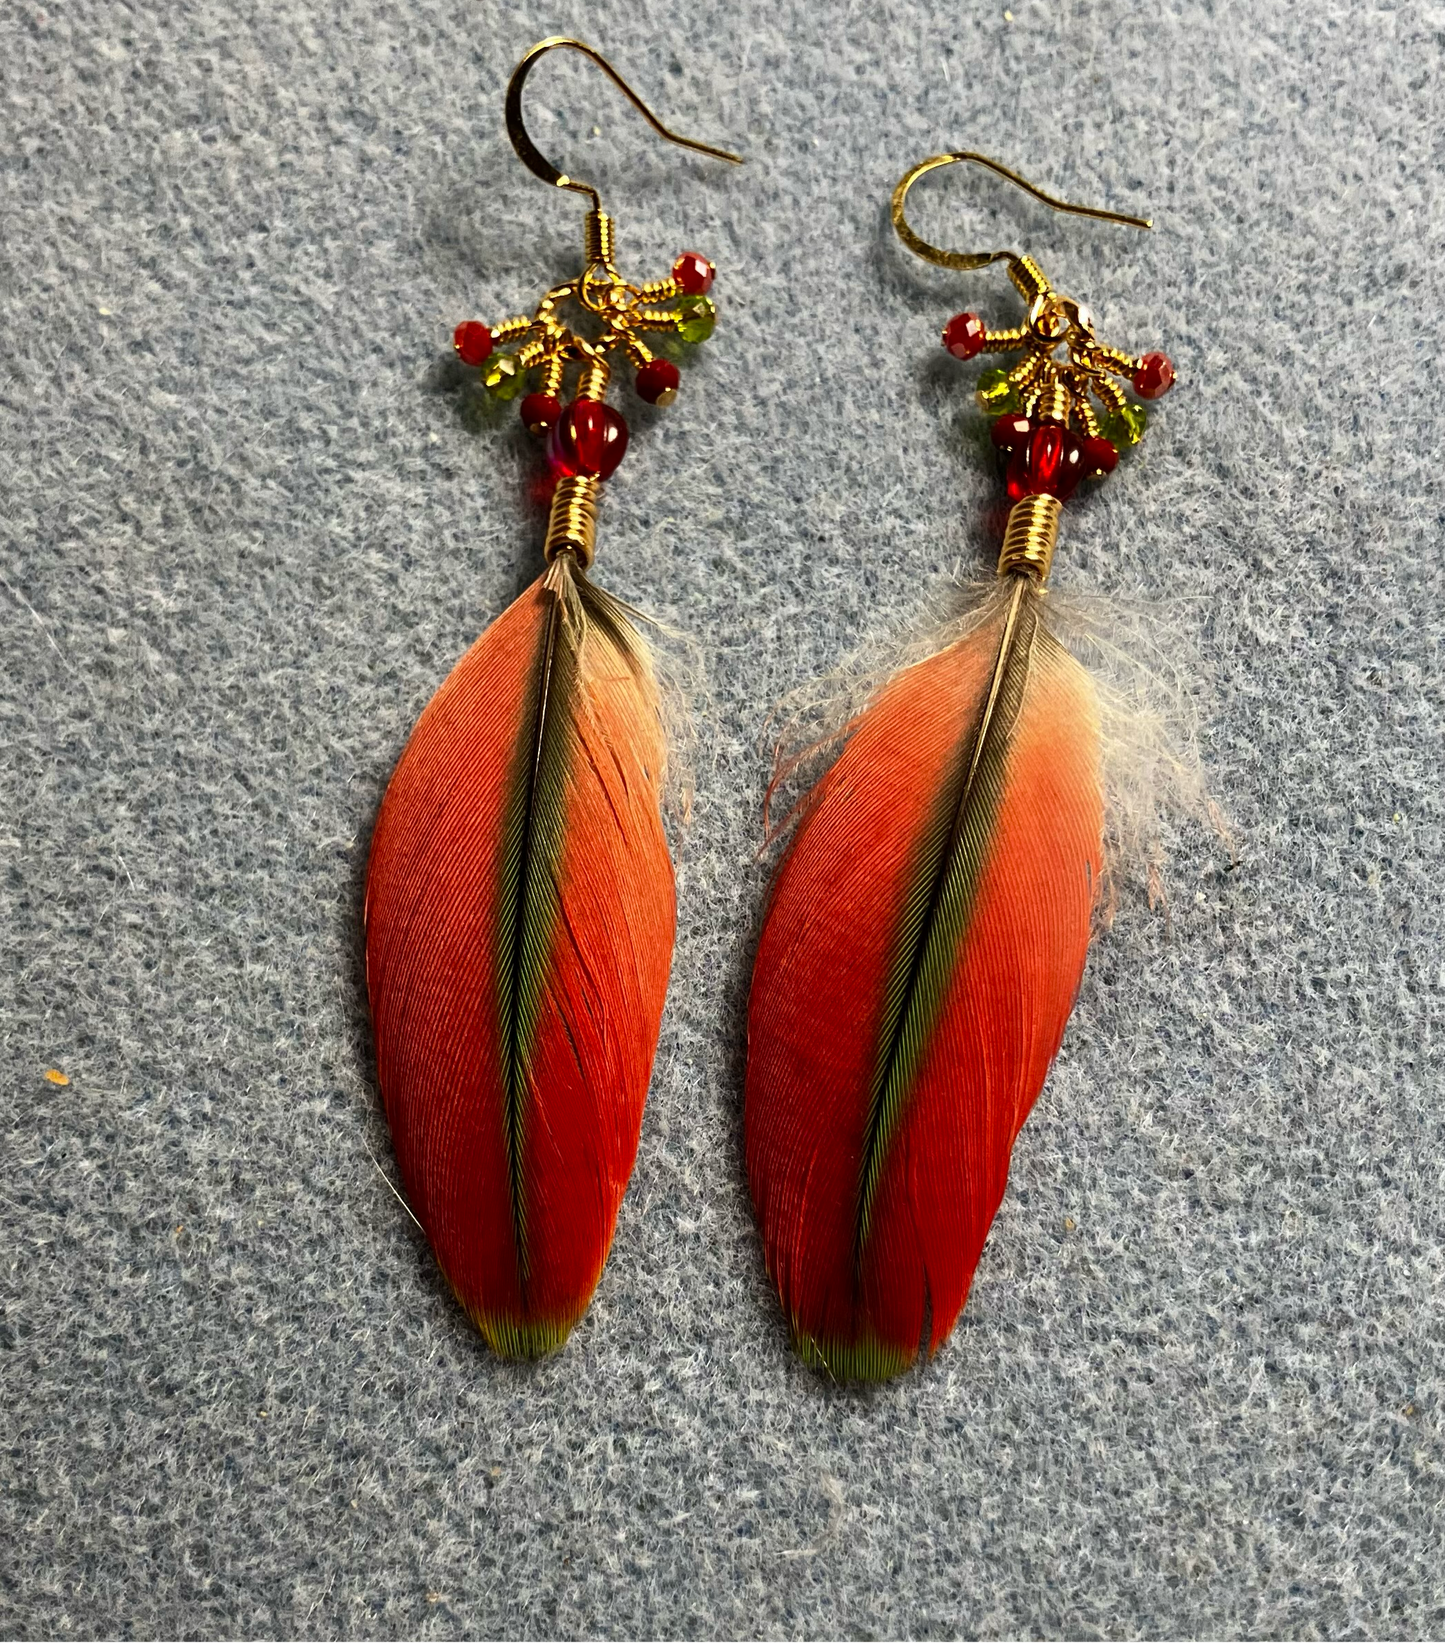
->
xmin=746 ymin=578 xmax=1103 ymax=1377
xmin=365 ymin=554 xmax=674 ymax=1355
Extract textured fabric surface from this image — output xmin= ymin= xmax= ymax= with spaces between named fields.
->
xmin=2 ymin=1 xmax=1442 ymax=1637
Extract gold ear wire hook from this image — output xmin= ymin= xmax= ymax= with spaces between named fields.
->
xmin=505 ymin=36 xmax=743 ymax=214
xmin=891 ymin=151 xmax=1151 ymax=273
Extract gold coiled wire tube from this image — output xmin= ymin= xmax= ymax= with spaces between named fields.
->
xmin=1008 ymin=254 xmax=1051 ymax=307
xmin=997 ymin=493 xmax=1061 ymax=582
xmin=576 ymin=355 xmax=610 ymax=401
xmin=1028 ymin=377 xmax=1070 ymax=426
xmin=583 ymin=210 xmax=616 ymax=266
xmin=545 ymin=474 xmax=601 ymax=568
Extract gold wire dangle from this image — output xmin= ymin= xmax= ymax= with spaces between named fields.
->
xmin=455 ymin=38 xmax=742 ymax=565
xmin=891 ymin=151 xmax=1174 ymax=582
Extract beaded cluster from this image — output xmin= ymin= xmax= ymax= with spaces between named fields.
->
xmin=453 ymin=211 xmax=715 ymax=437
xmin=945 ymin=254 xmax=1172 ymax=478
xmin=942 ymin=253 xmax=1173 ymax=579
xmin=450 ymin=210 xmax=717 ymax=567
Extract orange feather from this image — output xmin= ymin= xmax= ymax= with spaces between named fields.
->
xmin=746 ymin=578 xmax=1103 ymax=1377
xmin=365 ymin=554 xmax=674 ymax=1355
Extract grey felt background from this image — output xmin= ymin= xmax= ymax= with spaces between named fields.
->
xmin=2 ymin=0 xmax=1443 ymax=1637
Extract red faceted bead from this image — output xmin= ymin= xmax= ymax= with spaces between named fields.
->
xmin=1132 ymin=351 xmax=1175 ymax=399
xmin=635 ymin=358 xmax=681 ymax=405
xmin=990 ymin=413 xmax=1032 ymax=451
xmin=673 ymin=252 xmax=715 ymax=295
xmin=520 ymin=392 xmax=562 ymax=437
xmin=548 ymin=399 xmax=630 ymax=481
xmin=1079 ymin=434 xmax=1119 ymax=477
xmin=942 ymin=311 xmax=986 ymax=359
xmin=1006 ymin=423 xmax=1084 ymax=502
xmin=453 ymin=320 xmax=492 ymax=367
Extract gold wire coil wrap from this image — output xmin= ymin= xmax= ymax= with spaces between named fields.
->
xmin=1031 ymin=377 xmax=1070 ymax=425
xmin=539 ymin=354 xmax=566 ymax=397
xmin=636 ymin=276 xmax=680 ymax=301
xmin=1092 ymin=343 xmax=1139 ymax=375
xmin=576 ymin=355 xmax=610 ymax=401
xmin=584 ymin=210 xmax=616 ymax=266
xmin=545 ymin=474 xmax=602 ymax=568
xmin=1095 ymin=375 xmax=1127 ymax=414
xmin=1008 ymin=353 xmax=1044 ymax=390
xmin=1008 ymin=254 xmax=1051 ymax=306
xmin=997 ymin=492 xmax=1061 ymax=582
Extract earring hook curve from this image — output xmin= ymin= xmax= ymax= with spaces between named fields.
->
xmin=891 ymin=151 xmax=1151 ymax=273
xmin=504 ymin=36 xmax=743 ymax=214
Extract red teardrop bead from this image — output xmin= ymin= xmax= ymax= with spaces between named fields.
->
xmin=1078 ymin=434 xmax=1119 ymax=477
xmin=453 ymin=320 xmax=492 ymax=367
xmin=520 ymin=392 xmax=562 ymax=437
xmin=990 ymin=413 xmax=1032 ymax=451
xmin=673 ymin=252 xmax=715 ymax=295
xmin=942 ymin=311 xmax=986 ymax=359
xmin=1006 ymin=423 xmax=1085 ymax=502
xmin=635 ymin=358 xmax=681 ymax=405
xmin=548 ymin=399 xmax=630 ymax=481
xmin=1132 ymin=351 xmax=1175 ymax=399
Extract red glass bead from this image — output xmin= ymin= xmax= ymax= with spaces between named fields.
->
xmin=1132 ymin=351 xmax=1175 ymax=399
xmin=453 ymin=320 xmax=492 ymax=367
xmin=635 ymin=358 xmax=681 ymax=405
xmin=1006 ymin=423 xmax=1084 ymax=502
xmin=673 ymin=252 xmax=715 ymax=295
xmin=548 ymin=399 xmax=630 ymax=481
xmin=520 ymin=392 xmax=562 ymax=437
xmin=1079 ymin=434 xmax=1119 ymax=477
xmin=942 ymin=311 xmax=986 ymax=359
xmin=990 ymin=413 xmax=1032 ymax=451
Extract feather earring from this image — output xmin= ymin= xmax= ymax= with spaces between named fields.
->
xmin=365 ymin=38 xmax=740 ymax=1357
xmin=746 ymin=152 xmax=1184 ymax=1379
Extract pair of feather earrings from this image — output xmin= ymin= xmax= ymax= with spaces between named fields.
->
xmin=365 ymin=39 xmax=1196 ymax=1378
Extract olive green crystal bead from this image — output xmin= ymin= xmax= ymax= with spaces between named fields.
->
xmin=975 ymin=367 xmax=1016 ymax=413
xmin=1101 ymin=401 xmax=1147 ymax=446
xmin=482 ymin=353 xmax=525 ymax=401
xmin=674 ymin=294 xmax=716 ymax=344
